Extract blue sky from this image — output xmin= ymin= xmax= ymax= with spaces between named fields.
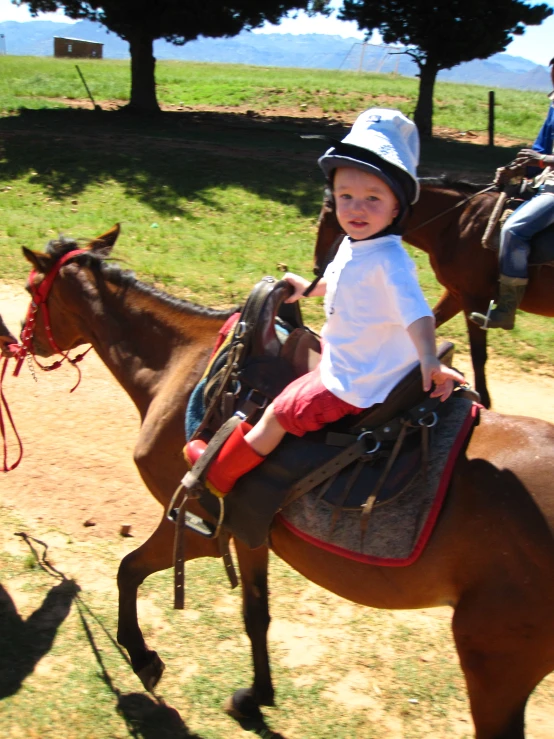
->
xmin=0 ymin=0 xmax=552 ymax=66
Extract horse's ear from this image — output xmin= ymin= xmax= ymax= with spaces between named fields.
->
xmin=22 ymin=246 xmax=53 ymax=273
xmin=88 ymin=223 xmax=120 ymax=256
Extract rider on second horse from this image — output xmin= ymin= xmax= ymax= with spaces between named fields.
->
xmin=470 ymin=56 xmax=554 ymax=331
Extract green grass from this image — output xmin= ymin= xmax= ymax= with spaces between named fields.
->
xmin=1 ymin=56 xmax=553 ymax=372
xmin=0 ymin=55 xmax=550 ymax=142
xmin=2 ymin=501 xmax=553 ymax=739
xmin=0 ymin=505 xmax=474 ymax=739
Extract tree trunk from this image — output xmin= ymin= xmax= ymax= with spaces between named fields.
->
xmin=413 ymin=59 xmax=439 ymax=138
xmin=127 ymin=32 xmax=160 ymax=113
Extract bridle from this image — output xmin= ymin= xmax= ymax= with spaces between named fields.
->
xmin=17 ymin=248 xmax=94 ymax=377
xmin=2 ymin=247 xmax=93 ymax=471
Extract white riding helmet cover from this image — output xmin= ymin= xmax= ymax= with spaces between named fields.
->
xmin=318 ymin=108 xmax=420 ymax=205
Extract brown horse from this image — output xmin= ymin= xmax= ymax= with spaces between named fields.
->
xmin=20 ymin=225 xmax=554 ymax=739
xmin=314 ymin=179 xmax=554 ymax=409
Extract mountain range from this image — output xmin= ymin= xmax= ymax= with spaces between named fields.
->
xmin=0 ymin=19 xmax=552 ymax=92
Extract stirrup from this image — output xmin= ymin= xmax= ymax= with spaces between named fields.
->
xmin=167 ymin=480 xmax=225 ymax=539
xmin=478 ymin=299 xmax=495 ymax=331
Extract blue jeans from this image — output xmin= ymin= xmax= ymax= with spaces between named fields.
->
xmin=499 ymin=192 xmax=554 ymax=278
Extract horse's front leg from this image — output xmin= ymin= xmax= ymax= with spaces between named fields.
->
xmin=117 ymin=512 xmax=219 ymax=691
xmin=464 ymin=312 xmax=491 ymax=408
xmin=433 ymin=288 xmax=462 ymax=328
xmin=225 ymin=540 xmax=274 ymax=718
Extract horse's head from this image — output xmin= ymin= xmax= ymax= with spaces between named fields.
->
xmin=21 ymin=224 xmax=120 ymax=357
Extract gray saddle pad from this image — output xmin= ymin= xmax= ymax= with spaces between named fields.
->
xmin=278 ymin=397 xmax=477 ymax=564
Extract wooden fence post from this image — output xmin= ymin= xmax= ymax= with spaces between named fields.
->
xmin=488 ymin=91 xmax=495 ymax=147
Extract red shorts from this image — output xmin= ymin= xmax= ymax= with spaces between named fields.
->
xmin=273 ymin=368 xmax=363 ymax=437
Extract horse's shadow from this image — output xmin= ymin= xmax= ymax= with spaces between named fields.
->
xmin=0 ymin=578 xmax=79 ymax=698
xmin=116 ymin=692 xmax=201 ymax=739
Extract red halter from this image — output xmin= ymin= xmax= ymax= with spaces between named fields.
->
xmin=1 ymin=248 xmax=93 ymax=471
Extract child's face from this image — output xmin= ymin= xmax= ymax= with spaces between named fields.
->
xmin=333 ymin=167 xmax=400 ymax=241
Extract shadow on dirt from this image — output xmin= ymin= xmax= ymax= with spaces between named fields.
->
xmin=117 ymin=692 xmax=205 ymax=739
xmin=0 ymin=578 xmax=79 ymax=698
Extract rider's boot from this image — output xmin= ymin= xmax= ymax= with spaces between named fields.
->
xmin=184 ymin=421 xmax=264 ymax=497
xmin=469 ymin=276 xmax=527 ymax=330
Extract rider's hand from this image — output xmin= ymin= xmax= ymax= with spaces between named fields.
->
xmin=513 ymin=148 xmax=543 ymax=167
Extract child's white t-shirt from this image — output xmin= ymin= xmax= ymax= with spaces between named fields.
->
xmin=319 ymin=234 xmax=433 ymax=408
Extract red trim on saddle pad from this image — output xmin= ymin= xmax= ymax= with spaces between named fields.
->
xmin=276 ymin=402 xmax=481 ymax=567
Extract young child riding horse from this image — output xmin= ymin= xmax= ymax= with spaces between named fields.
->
xmin=185 ymin=108 xmax=463 ymax=497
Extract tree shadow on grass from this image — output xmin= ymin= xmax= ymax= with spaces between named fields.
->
xmin=0 ymin=578 xmax=79 ymax=698
xmin=0 ymin=108 xmax=330 ymax=221
xmin=0 ymin=107 xmax=519 ymax=223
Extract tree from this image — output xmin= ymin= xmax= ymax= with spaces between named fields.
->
xmin=17 ymin=0 xmax=330 ymax=112
xmin=339 ymin=0 xmax=552 ymax=136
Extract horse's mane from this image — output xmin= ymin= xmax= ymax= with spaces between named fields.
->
xmin=44 ymin=235 xmax=237 ymax=320
xmin=419 ymin=174 xmax=491 ymax=194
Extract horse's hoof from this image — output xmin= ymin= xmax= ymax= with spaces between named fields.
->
xmin=136 ymin=652 xmax=165 ymax=692
xmin=224 ymin=688 xmax=263 ymax=720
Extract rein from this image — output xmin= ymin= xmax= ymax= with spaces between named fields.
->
xmin=1 ymin=248 xmax=93 ymax=472
xmin=405 ymin=183 xmax=497 ymax=236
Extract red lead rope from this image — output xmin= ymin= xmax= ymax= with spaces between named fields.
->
xmin=1 ymin=353 xmax=24 ymax=471
xmin=2 ymin=248 xmax=92 ymax=472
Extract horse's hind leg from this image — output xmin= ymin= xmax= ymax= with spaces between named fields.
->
xmin=116 ymin=513 xmax=219 ymax=691
xmin=452 ymin=588 xmax=554 ymax=739
xmin=225 ymin=541 xmax=274 ymax=718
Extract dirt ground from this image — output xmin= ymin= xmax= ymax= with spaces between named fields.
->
xmin=2 ymin=281 xmax=554 ymax=737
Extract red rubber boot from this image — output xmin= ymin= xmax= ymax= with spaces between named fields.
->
xmin=184 ymin=422 xmax=264 ymax=497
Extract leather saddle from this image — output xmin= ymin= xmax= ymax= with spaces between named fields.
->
xmin=182 ymin=277 xmax=473 ymax=549
xmin=195 ymin=276 xmax=321 ymax=438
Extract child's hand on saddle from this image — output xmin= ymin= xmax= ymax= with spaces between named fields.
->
xmin=283 ymin=273 xmax=311 ymax=303
xmin=421 ymin=358 xmax=465 ymax=402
